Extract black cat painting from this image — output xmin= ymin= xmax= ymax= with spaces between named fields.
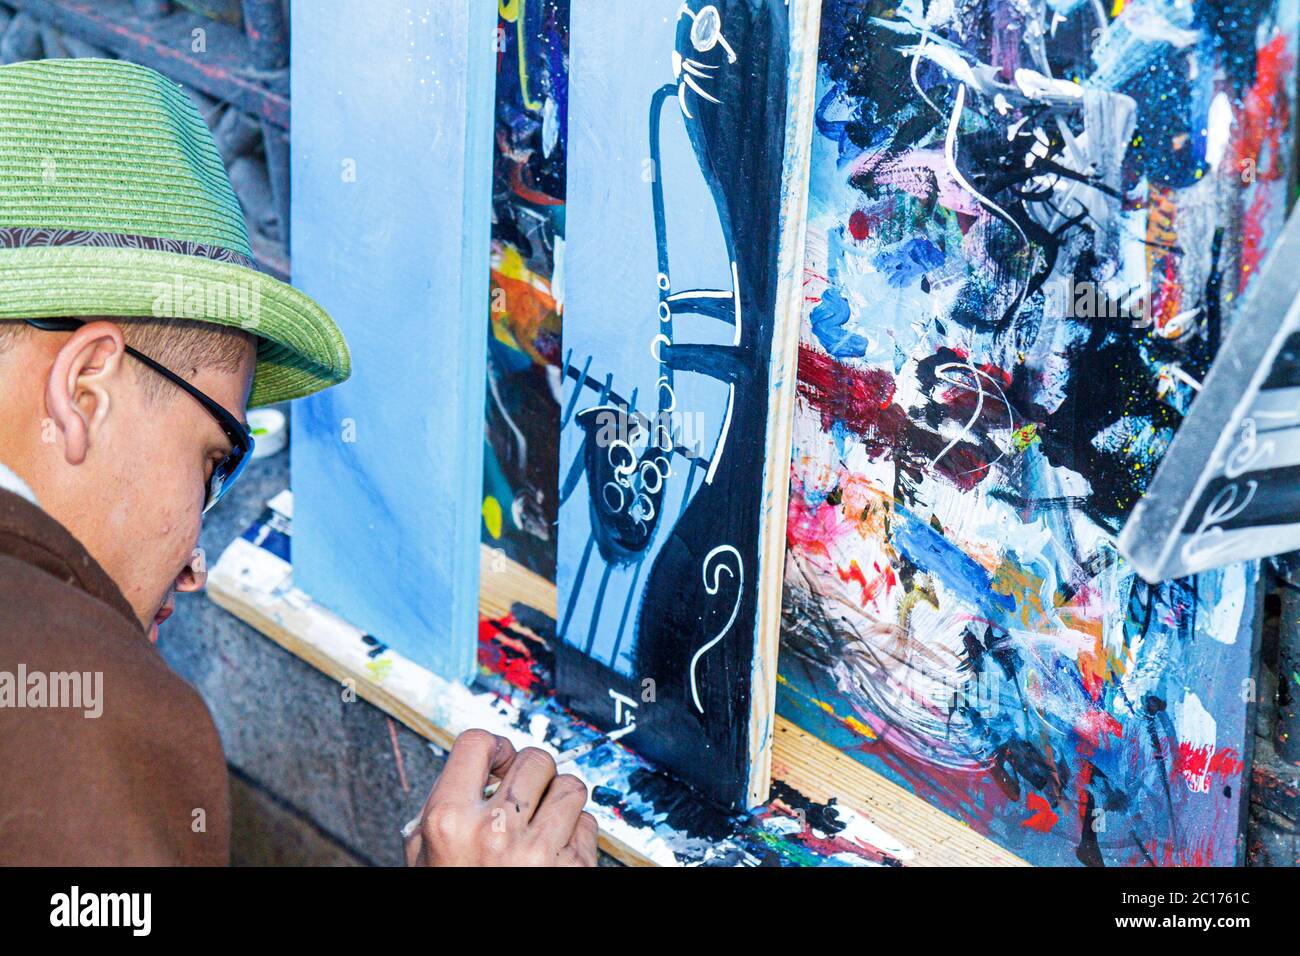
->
xmin=557 ymin=0 xmax=811 ymax=808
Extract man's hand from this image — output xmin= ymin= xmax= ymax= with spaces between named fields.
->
xmin=404 ymin=728 xmax=599 ymax=866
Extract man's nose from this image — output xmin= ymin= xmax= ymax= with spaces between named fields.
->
xmin=174 ymin=546 xmax=208 ymax=593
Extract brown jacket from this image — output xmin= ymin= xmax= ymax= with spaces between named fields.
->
xmin=0 ymin=487 xmax=229 ymax=864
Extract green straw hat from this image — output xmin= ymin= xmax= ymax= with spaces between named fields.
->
xmin=0 ymin=58 xmax=349 ymax=407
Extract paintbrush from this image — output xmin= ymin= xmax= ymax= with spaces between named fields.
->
xmin=401 ymin=724 xmax=635 ymax=839
xmin=550 ymin=721 xmax=637 ymax=767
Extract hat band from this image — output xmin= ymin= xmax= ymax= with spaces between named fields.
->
xmin=0 ymin=226 xmax=256 ymax=270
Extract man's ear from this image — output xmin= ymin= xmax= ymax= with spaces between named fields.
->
xmin=45 ymin=320 xmax=129 ymax=465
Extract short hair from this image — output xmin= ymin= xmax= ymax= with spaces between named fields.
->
xmin=0 ymin=318 xmax=255 ymax=403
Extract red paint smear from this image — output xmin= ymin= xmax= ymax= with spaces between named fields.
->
xmin=1073 ymin=759 xmax=1095 ymax=840
xmin=798 ymin=344 xmax=897 ymax=431
xmin=789 ymin=827 xmax=899 ymax=866
xmin=938 ymin=361 xmax=1016 ymax=426
xmin=1234 ymin=34 xmax=1294 ymax=282
xmin=1173 ymin=743 xmax=1244 ymax=784
xmin=848 ymin=209 xmax=871 ymax=241
xmin=1141 ymin=838 xmax=1215 ymax=868
xmin=477 ymin=615 xmax=543 ymax=694
xmin=797 ymin=345 xmax=913 ymax=468
xmin=930 ymin=444 xmax=991 ymax=491
xmin=761 ymin=805 xmax=901 ymax=866
xmin=836 ymin=560 xmax=893 ymax=607
xmin=786 ymin=482 xmax=840 ymax=560
xmin=1079 ymin=662 xmax=1104 ymax=701
xmin=1152 ymin=251 xmax=1183 ymax=334
xmin=877 ymin=562 xmax=898 ymax=601
xmin=1075 ymin=709 xmax=1125 ymax=749
xmin=837 ymin=560 xmax=870 ymax=599
xmin=1021 ymin=792 xmax=1058 ymax=833
xmin=977 ymin=361 xmax=1012 ymax=389
xmin=797 ymin=345 xmax=992 ymax=492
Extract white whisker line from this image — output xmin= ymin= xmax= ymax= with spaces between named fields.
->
xmin=682 ymin=72 xmax=721 ymax=104
xmin=730 ymin=260 xmax=741 ymax=347
xmin=667 ymin=289 xmax=732 ymax=300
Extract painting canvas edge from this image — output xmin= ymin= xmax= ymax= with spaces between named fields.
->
xmin=449 ymin=0 xmax=503 ymax=682
xmin=747 ymin=0 xmax=826 ymax=809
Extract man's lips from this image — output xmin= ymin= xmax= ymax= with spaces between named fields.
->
xmin=148 ymin=598 xmax=175 ymax=644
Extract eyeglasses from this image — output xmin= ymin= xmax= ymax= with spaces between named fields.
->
xmin=25 ymin=318 xmax=254 ymax=514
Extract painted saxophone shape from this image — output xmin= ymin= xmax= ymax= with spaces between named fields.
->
xmin=573 ymin=401 xmax=671 ymax=561
xmin=570 ymin=1 xmax=751 ymax=573
xmin=569 ymin=3 xmax=754 ymax=548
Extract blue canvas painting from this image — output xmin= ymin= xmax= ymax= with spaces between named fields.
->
xmin=557 ymin=0 xmax=817 ymax=807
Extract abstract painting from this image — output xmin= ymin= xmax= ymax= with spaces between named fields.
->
xmin=482 ymin=0 xmax=570 ymax=580
xmin=556 ymin=0 xmax=820 ymax=808
xmin=778 ymin=0 xmax=1295 ymax=863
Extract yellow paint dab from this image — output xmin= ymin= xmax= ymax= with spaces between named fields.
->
xmin=811 ymin=694 xmax=877 ymax=740
xmin=842 ymin=714 xmax=877 ymax=739
xmin=497 ymin=244 xmax=528 ymax=282
xmin=482 ymin=496 xmax=504 ymax=539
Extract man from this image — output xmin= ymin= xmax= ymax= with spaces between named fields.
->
xmin=0 ymin=58 xmax=597 ymax=866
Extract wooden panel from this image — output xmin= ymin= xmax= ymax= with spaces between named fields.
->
xmin=554 ymin=0 xmax=821 ymax=809
xmin=289 ymin=0 xmax=497 ymax=680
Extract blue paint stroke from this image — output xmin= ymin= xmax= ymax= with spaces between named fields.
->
xmin=891 ymin=507 xmax=1015 ymax=615
xmin=810 ymin=286 xmax=869 ymax=358
xmin=872 ymin=237 xmax=944 ymax=288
